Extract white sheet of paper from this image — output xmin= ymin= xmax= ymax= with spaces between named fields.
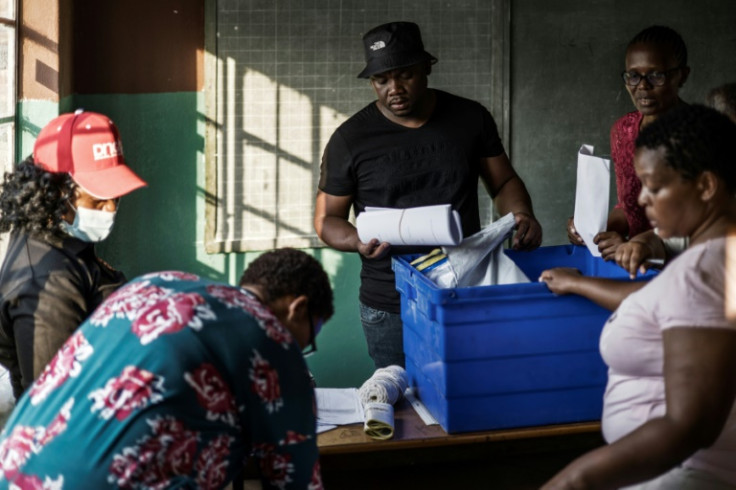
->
xmin=573 ymin=144 xmax=611 ymax=257
xmin=315 ymin=387 xmax=365 ymax=427
xmin=356 ymin=204 xmax=463 ymax=246
xmin=442 ymin=213 xmax=530 ymax=288
xmin=316 ymin=422 xmax=338 ymax=434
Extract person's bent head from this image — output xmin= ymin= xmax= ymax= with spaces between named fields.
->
xmin=240 ymin=248 xmax=334 ymax=351
xmin=634 ymin=104 xmax=736 ymax=239
xmin=0 ymin=110 xmax=147 ymax=242
xmin=637 ymin=104 xmax=736 ymax=190
xmin=706 ymin=82 xmax=736 ymax=124
xmin=623 ymin=25 xmax=689 ymax=121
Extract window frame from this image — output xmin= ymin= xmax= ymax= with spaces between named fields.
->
xmin=0 ymin=0 xmax=17 ymax=172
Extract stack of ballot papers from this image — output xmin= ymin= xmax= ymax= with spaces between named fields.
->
xmin=356 ymin=204 xmax=463 ymax=246
xmin=315 ymin=387 xmax=438 ymax=433
xmin=315 ymin=388 xmax=365 ymax=433
xmin=412 ymin=213 xmax=530 ymax=288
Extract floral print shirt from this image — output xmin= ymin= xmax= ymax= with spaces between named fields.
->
xmin=0 ymin=271 xmax=322 ymax=489
xmin=610 ymin=111 xmax=652 ymax=238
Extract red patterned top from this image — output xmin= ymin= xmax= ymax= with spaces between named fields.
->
xmin=610 ymin=111 xmax=652 ymax=238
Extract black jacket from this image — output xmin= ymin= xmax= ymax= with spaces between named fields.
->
xmin=0 ymin=231 xmax=125 ymax=399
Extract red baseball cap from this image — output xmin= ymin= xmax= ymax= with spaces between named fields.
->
xmin=32 ymin=110 xmax=147 ymax=200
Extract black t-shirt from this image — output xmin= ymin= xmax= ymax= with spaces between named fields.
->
xmin=319 ymin=90 xmax=505 ymax=312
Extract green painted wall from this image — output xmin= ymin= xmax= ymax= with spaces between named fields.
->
xmin=17 ymin=94 xmax=374 ymax=389
xmin=16 ymin=99 xmax=72 ymax=161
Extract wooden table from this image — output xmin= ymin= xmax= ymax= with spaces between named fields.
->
xmin=318 ymin=399 xmax=605 ymax=489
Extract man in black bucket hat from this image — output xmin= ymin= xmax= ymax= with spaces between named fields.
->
xmin=314 ymin=21 xmax=542 ymax=369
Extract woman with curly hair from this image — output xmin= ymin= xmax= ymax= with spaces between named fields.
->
xmin=0 ymin=110 xmax=146 ymax=400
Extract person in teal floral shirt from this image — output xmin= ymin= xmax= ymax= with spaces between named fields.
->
xmin=0 ymin=248 xmax=333 ymax=489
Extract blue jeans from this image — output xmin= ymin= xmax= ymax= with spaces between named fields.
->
xmin=359 ymin=303 xmax=405 ymax=369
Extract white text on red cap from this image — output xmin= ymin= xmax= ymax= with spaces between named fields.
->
xmin=93 ymin=141 xmax=123 ymax=161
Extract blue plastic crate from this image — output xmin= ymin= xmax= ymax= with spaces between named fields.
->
xmin=407 ymin=357 xmax=608 ymax=433
xmin=403 ymin=325 xmax=608 ymax=398
xmin=393 ymin=244 xmax=655 ymax=433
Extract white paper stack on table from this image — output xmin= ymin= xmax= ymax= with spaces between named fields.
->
xmin=315 ymin=388 xmax=365 ymax=434
xmin=573 ymin=144 xmax=611 ymax=257
xmin=356 ymin=204 xmax=463 ymax=246
xmin=314 ymin=385 xmax=440 ymax=436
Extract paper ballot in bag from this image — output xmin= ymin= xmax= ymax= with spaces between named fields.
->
xmin=573 ymin=144 xmax=611 ymax=257
xmin=416 ymin=213 xmax=530 ymax=288
xmin=356 ymin=204 xmax=463 ymax=246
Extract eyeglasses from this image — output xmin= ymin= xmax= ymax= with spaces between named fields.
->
xmin=302 ymin=304 xmax=323 ymax=357
xmin=621 ymin=67 xmax=681 ymax=87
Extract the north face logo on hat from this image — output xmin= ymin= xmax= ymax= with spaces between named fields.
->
xmin=358 ymin=22 xmax=436 ymax=79
xmin=370 ymin=41 xmax=386 ymax=51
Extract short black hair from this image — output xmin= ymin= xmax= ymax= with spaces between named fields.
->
xmin=239 ymin=248 xmax=334 ymax=322
xmin=628 ymin=25 xmax=688 ymax=68
xmin=0 ymin=156 xmax=75 ymax=239
xmin=636 ymin=104 xmax=736 ymax=193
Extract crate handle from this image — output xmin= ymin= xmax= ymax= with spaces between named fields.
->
xmin=405 ymin=277 xmax=417 ymax=300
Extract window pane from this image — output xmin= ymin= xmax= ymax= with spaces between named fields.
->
xmin=0 ymin=122 xmax=13 ymax=173
xmin=0 ymin=24 xmax=15 ymax=118
xmin=0 ymin=0 xmax=15 ymax=19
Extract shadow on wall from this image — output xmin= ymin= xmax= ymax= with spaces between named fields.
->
xmin=85 ymin=92 xmax=217 ymax=279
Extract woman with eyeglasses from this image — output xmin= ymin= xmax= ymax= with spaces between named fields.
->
xmin=568 ymin=25 xmax=689 ymax=260
xmin=611 ymin=82 xmax=736 ymax=279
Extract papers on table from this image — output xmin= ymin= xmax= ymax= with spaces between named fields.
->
xmin=356 ymin=204 xmax=463 ymax=246
xmin=573 ymin=144 xmax=611 ymax=257
xmin=315 ymin=387 xmax=365 ymax=434
xmin=315 ymin=387 xmax=439 ymax=434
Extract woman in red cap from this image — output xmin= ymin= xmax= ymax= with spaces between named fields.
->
xmin=0 ymin=110 xmax=146 ymax=401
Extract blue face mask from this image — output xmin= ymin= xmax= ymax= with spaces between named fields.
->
xmin=61 ymin=206 xmax=117 ymax=242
